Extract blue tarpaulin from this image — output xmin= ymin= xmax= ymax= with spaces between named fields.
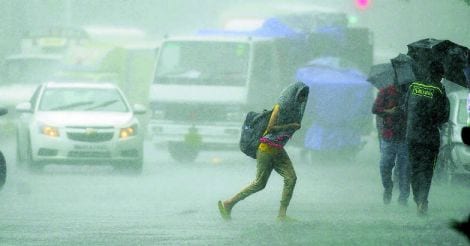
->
xmin=296 ymin=58 xmax=373 ymax=150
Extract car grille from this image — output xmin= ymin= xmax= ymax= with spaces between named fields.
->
xmin=67 ymin=132 xmax=114 ymax=142
xmin=66 ymin=126 xmax=115 ymax=142
xmin=68 ymin=151 xmax=111 ymax=158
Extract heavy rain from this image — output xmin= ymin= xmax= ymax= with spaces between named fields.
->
xmin=0 ymin=0 xmax=469 ymax=245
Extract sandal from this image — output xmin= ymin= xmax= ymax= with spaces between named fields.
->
xmin=276 ymin=216 xmax=298 ymax=223
xmin=218 ymin=200 xmax=231 ymax=220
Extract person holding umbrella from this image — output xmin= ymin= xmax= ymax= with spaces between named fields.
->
xmin=371 ymin=56 xmax=411 ymax=206
xmin=404 ymin=60 xmax=450 ymax=216
xmin=372 ymin=81 xmax=409 ymax=206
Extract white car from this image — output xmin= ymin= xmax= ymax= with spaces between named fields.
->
xmin=15 ymin=82 xmax=146 ymax=173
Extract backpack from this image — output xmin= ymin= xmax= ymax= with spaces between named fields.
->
xmin=239 ymin=109 xmax=272 ymax=159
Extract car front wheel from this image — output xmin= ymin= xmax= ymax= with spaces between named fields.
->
xmin=25 ymin=141 xmax=44 ymax=173
xmin=16 ymin=132 xmax=27 ymax=169
xmin=434 ymin=145 xmax=454 ymax=185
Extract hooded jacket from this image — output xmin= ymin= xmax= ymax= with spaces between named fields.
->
xmin=260 ymin=82 xmax=309 ymax=148
xmin=372 ymin=84 xmax=407 ymax=141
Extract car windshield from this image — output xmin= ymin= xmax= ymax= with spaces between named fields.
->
xmin=457 ymin=99 xmax=468 ymax=125
xmin=38 ymin=87 xmax=129 ymax=112
xmin=154 ymin=41 xmax=249 ymax=86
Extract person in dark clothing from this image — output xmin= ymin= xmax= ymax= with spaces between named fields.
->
xmin=218 ymin=82 xmax=309 ymax=221
xmin=372 ymin=84 xmax=410 ymax=206
xmin=405 ymin=61 xmax=450 ymax=216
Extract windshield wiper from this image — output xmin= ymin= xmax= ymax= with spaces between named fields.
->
xmin=50 ymin=101 xmax=94 ymax=111
xmin=85 ymin=100 xmax=119 ymax=111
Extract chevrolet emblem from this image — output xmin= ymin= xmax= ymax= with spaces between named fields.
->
xmin=85 ymin=128 xmax=97 ymax=136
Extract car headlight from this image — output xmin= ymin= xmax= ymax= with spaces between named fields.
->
xmin=39 ymin=125 xmax=60 ymax=137
xmin=120 ymin=124 xmax=138 ymax=138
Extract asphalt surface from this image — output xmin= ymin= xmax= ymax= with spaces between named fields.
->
xmin=0 ymin=135 xmax=469 ymax=245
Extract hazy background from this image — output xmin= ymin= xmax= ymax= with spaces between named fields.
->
xmin=0 ymin=1 xmax=469 ymax=245
xmin=1 ymin=0 xmax=469 ymax=64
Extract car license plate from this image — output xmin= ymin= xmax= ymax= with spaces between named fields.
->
xmin=74 ymin=144 xmax=107 ymax=150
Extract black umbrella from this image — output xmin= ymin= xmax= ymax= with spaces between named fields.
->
xmin=391 ymin=53 xmax=416 ymax=85
xmin=407 ymin=38 xmax=469 ymax=88
xmin=367 ymin=63 xmax=395 ymax=89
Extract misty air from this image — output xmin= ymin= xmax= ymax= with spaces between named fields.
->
xmin=0 ymin=0 xmax=469 ymax=245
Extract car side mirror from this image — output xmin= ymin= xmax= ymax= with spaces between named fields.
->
xmin=461 ymin=126 xmax=470 ymax=145
xmin=16 ymin=102 xmax=32 ymax=113
xmin=0 ymin=107 xmax=7 ymax=116
xmin=133 ymin=104 xmax=146 ymax=115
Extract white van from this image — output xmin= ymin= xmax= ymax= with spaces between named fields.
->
xmin=147 ymin=35 xmax=309 ymax=161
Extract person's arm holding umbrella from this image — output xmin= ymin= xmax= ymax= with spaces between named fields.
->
xmin=372 ymin=86 xmax=399 ymax=116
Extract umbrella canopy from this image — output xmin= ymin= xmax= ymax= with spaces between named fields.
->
xmin=407 ymin=38 xmax=469 ymax=87
xmin=391 ymin=53 xmax=416 ymax=85
xmin=367 ymin=63 xmax=395 ymax=89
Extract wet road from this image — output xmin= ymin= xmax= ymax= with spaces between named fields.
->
xmin=0 ymin=136 xmax=469 ymax=245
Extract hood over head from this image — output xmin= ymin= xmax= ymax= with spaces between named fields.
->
xmin=276 ymin=82 xmax=309 ymax=124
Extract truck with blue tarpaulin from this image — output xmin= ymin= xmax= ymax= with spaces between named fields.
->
xmin=147 ymin=13 xmax=373 ymax=162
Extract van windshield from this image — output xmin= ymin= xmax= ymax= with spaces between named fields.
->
xmin=154 ymin=41 xmax=249 ymax=86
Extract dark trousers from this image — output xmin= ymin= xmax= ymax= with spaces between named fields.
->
xmin=407 ymin=141 xmax=439 ymax=206
xmin=379 ymin=139 xmax=410 ymax=202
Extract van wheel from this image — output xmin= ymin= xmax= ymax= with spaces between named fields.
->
xmin=168 ymin=142 xmax=199 ymax=163
xmin=0 ymin=151 xmax=6 ymax=190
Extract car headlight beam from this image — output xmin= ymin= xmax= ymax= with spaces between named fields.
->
xmin=40 ymin=125 xmax=60 ymax=137
xmin=120 ymin=124 xmax=137 ymax=139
